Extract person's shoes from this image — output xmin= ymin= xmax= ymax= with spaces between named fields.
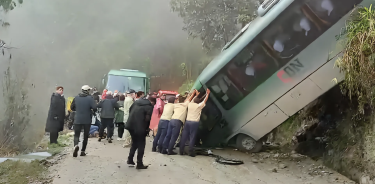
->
xmin=127 ymin=160 xmax=136 ymax=167
xmin=157 ymin=147 xmax=162 ymax=153
xmin=161 ymin=149 xmax=168 ymax=155
xmin=108 ymin=139 xmax=112 ymax=143
xmin=98 ymin=137 xmax=102 ymax=142
xmin=117 ymin=138 xmax=122 ymax=141
xmin=136 ymin=163 xmax=148 ymax=169
xmin=80 ymin=152 xmax=86 ymax=156
xmin=151 ymin=147 xmax=156 ymax=152
xmin=168 ymin=151 xmax=178 ymax=155
xmin=73 ymin=145 xmax=79 ymax=157
xmin=189 ymin=153 xmax=196 ymax=157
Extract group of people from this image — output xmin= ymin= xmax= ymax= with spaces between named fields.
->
xmin=45 ymin=84 xmax=210 ymax=169
xmin=151 ymin=89 xmax=210 ymax=157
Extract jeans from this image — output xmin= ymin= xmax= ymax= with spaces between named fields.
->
xmin=74 ymin=124 xmax=91 ymax=152
xmin=179 ymin=121 xmax=200 ymax=155
xmin=162 ymin=119 xmax=182 ymax=153
xmin=89 ymin=126 xmax=99 ymax=135
xmin=50 ymin=131 xmax=59 ymax=144
xmin=117 ymin=123 xmax=125 ymax=138
xmin=127 ymin=131 xmax=146 ymax=163
xmin=99 ymin=118 xmax=114 ymax=138
xmin=152 ymin=120 xmax=169 ymax=150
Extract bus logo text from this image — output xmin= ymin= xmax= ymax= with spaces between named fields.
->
xmin=277 ymin=59 xmax=304 ymax=83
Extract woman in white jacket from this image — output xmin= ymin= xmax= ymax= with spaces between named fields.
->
xmin=122 ymin=90 xmax=135 ymax=147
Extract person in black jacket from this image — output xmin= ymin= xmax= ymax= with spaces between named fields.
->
xmin=91 ymin=87 xmax=100 ymax=103
xmin=125 ymin=96 xmax=156 ymax=169
xmin=97 ymin=91 xmax=119 ymax=143
xmin=71 ymin=85 xmax=97 ymax=157
xmin=45 ymin=86 xmax=66 ymax=144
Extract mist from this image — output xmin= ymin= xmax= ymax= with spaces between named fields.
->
xmin=0 ymin=0 xmax=207 ymax=145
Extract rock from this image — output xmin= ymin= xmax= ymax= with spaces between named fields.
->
xmin=270 ymin=168 xmax=277 ymax=173
xmin=360 ymin=176 xmax=373 ymax=184
xmin=274 ymin=153 xmax=279 ymax=158
xmin=252 ymin=159 xmax=259 ymax=163
xmin=278 ymin=163 xmax=287 ymax=169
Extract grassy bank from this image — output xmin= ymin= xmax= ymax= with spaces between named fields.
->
xmin=0 ymin=160 xmax=48 ymax=184
xmin=36 ymin=133 xmax=71 ymax=156
xmin=0 ymin=131 xmax=72 ymax=184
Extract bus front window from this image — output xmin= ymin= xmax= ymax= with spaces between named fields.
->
xmin=106 ymin=75 xmax=145 ymax=93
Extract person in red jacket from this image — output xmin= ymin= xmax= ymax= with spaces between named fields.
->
xmin=149 ymin=94 xmax=166 ymax=136
xmin=101 ymin=89 xmax=108 ymax=100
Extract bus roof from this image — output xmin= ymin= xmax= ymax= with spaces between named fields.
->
xmin=108 ymin=70 xmax=147 ymax=78
xmin=197 ymin=0 xmax=291 ymax=83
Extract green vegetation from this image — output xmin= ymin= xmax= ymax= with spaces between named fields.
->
xmin=335 ymin=5 xmax=375 ymax=114
xmin=170 ymin=0 xmax=258 ymax=51
xmin=0 ymin=160 xmax=48 ymax=184
xmin=0 ymin=66 xmax=30 ymax=157
xmin=37 ymin=133 xmax=71 ymax=156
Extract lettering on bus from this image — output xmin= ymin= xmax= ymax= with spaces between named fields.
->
xmin=277 ymin=58 xmax=304 ymax=83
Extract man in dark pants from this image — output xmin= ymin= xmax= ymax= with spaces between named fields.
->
xmin=125 ymin=96 xmax=156 ymax=169
xmin=70 ymin=85 xmax=97 ymax=157
xmin=97 ymin=91 xmax=119 ymax=143
xmin=152 ymin=96 xmax=178 ymax=152
xmin=45 ymin=86 xmax=65 ymax=144
xmin=180 ymin=89 xmax=210 ymax=157
xmin=162 ymin=91 xmax=196 ymax=155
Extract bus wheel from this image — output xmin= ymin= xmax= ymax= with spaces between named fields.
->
xmin=236 ymin=134 xmax=262 ymax=153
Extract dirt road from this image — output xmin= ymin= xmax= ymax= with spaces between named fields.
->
xmin=49 ymin=136 xmax=354 ymax=184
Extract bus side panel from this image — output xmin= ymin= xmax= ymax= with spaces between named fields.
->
xmin=241 ymin=104 xmax=289 ymax=140
xmin=308 ymin=58 xmax=345 ymax=94
xmin=275 ymin=78 xmax=323 ymax=116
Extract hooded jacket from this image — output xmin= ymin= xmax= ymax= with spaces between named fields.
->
xmin=71 ymin=92 xmax=97 ymax=125
xmin=97 ymin=95 xmax=119 ymax=119
xmin=125 ymin=99 xmax=153 ymax=136
xmin=45 ymin=93 xmax=65 ymax=132
xmin=123 ymin=96 xmax=134 ymax=123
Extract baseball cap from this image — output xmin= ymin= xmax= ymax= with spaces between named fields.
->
xmin=81 ymin=85 xmax=92 ymax=91
xmin=127 ymin=89 xmax=136 ymax=94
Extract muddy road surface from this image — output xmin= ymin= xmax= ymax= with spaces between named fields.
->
xmin=49 ymin=136 xmax=354 ymax=184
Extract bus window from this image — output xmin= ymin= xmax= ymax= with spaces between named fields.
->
xmin=206 ymin=0 xmax=362 ymax=110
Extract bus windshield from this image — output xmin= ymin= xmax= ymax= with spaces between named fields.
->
xmin=106 ymin=75 xmax=145 ymax=93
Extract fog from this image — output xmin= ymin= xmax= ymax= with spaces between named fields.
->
xmin=0 ymin=0 xmax=206 ymax=145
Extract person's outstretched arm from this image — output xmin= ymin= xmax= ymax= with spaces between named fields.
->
xmin=203 ymin=89 xmax=211 ymax=104
xmin=184 ymin=90 xmax=197 ymax=104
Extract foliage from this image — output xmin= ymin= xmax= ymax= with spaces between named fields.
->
xmin=178 ymin=79 xmax=195 ymax=94
xmin=0 ymin=160 xmax=47 ymax=184
xmin=335 ymin=5 xmax=375 ymax=114
xmin=170 ymin=0 xmax=258 ymax=51
xmin=0 ymin=64 xmax=30 ymax=157
xmin=0 ymin=0 xmax=23 ymax=27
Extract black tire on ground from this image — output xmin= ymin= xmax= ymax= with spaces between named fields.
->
xmin=236 ymin=134 xmax=263 ymax=153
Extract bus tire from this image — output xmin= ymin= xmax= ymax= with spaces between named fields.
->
xmin=236 ymin=134 xmax=262 ymax=153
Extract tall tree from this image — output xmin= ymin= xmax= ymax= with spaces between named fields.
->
xmin=0 ymin=0 xmax=23 ymax=27
xmin=170 ymin=0 xmax=259 ymax=51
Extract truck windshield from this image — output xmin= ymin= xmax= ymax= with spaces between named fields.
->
xmin=106 ymin=75 xmax=145 ymax=93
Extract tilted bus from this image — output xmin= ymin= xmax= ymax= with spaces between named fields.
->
xmin=192 ymin=0 xmax=370 ymax=152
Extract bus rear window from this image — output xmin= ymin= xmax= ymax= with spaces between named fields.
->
xmin=207 ymin=0 xmax=362 ymax=110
